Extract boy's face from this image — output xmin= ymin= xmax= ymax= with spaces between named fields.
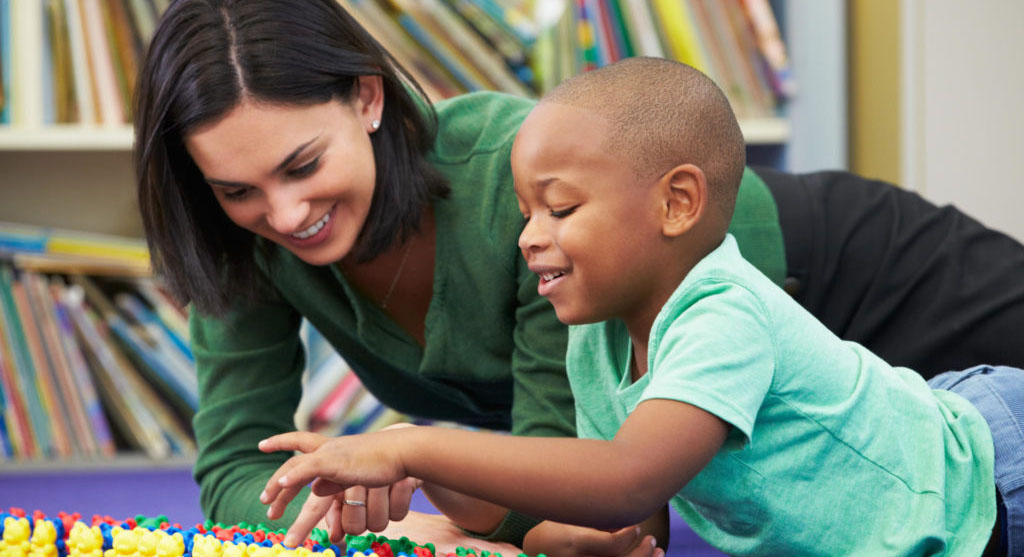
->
xmin=512 ymin=102 xmax=669 ymax=326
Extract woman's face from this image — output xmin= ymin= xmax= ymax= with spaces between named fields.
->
xmin=185 ymin=78 xmax=383 ymax=266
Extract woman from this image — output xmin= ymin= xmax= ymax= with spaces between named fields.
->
xmin=135 ymin=1 xmax=692 ymax=554
xmin=135 ymin=0 xmax=1024 ymax=554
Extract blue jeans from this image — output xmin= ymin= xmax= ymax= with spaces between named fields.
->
xmin=929 ymin=365 xmax=1024 ymax=555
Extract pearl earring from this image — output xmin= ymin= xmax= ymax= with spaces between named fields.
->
xmin=370 ymin=120 xmax=380 ymax=131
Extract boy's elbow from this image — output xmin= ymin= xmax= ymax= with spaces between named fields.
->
xmin=592 ymin=467 xmax=674 ymax=528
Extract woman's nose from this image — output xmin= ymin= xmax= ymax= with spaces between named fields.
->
xmin=264 ymin=189 xmax=311 ymax=235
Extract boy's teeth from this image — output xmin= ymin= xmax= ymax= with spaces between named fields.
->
xmin=292 ymin=212 xmax=330 ymax=239
xmin=541 ymin=272 xmax=564 ymax=281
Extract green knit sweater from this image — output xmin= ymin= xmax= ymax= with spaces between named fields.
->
xmin=189 ymin=91 xmax=784 ymax=536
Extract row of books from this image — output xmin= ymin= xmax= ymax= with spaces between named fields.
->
xmin=0 ymin=221 xmax=195 ymax=462
xmin=344 ymin=0 xmax=794 ymax=116
xmin=531 ymin=0 xmax=795 ymax=117
xmin=295 ymin=322 xmax=411 ymax=437
xmin=0 ymin=220 xmax=413 ymax=462
xmin=0 ymin=0 xmax=169 ymax=127
xmin=0 ymin=0 xmax=794 ymax=127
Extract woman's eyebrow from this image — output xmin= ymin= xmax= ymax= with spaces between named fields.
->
xmin=204 ymin=136 xmax=320 ymax=188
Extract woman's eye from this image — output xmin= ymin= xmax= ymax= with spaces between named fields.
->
xmin=550 ymin=206 xmax=578 ymax=218
xmin=288 ymin=157 xmax=320 ymax=178
xmin=222 ymin=187 xmax=251 ymax=200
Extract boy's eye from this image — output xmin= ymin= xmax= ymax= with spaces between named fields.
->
xmin=550 ymin=206 xmax=578 ymax=218
xmin=288 ymin=156 xmax=321 ymax=178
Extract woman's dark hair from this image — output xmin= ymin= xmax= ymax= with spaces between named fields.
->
xmin=135 ymin=0 xmax=447 ymax=316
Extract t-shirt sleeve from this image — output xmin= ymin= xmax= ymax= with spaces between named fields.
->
xmin=189 ymin=293 xmax=309 ymax=528
xmin=642 ymin=280 xmax=776 ymax=445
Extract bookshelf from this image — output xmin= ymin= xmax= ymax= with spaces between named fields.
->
xmin=0 ymin=1 xmax=824 ymax=465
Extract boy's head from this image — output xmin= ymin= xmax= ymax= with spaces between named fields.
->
xmin=512 ymin=57 xmax=745 ymax=327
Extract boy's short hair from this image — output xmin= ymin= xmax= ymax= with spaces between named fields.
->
xmin=542 ymin=57 xmax=745 ymax=217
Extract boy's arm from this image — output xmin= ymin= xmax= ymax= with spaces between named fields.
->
xmin=260 ymin=399 xmax=727 ymax=535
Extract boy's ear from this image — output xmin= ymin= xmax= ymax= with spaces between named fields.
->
xmin=660 ymin=164 xmax=707 ymax=237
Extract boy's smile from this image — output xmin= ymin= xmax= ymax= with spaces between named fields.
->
xmin=511 ymin=102 xmax=672 ymax=327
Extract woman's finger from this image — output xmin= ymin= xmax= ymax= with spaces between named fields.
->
xmin=340 ymin=486 xmax=368 ymax=535
xmin=387 ymin=477 xmax=420 ymax=521
xmin=365 ymin=486 xmax=390 ymax=532
xmin=281 ymin=494 xmax=333 ymax=547
xmin=327 ymin=498 xmax=344 ymax=544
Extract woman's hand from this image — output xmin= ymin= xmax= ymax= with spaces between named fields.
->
xmin=258 ymin=430 xmax=420 ymax=546
xmin=522 ymin=521 xmax=662 ymax=557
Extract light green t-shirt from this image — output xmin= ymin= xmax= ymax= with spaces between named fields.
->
xmin=568 ymin=234 xmax=995 ymax=556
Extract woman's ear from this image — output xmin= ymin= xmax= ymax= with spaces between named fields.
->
xmin=661 ymin=163 xmax=707 ymax=237
xmin=356 ymin=75 xmax=384 ymax=132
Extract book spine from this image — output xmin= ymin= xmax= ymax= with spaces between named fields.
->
xmin=50 ymin=280 xmax=115 ymax=457
xmin=62 ymin=0 xmax=97 ymax=124
xmin=0 ymin=0 xmax=10 ymax=124
xmin=79 ymin=0 xmax=125 ymax=125
xmin=12 ymin=276 xmax=74 ymax=457
xmin=26 ymin=272 xmax=98 ymax=456
xmin=0 ymin=266 xmax=51 ymax=457
xmin=11 ymin=0 xmax=47 ymax=127
xmin=0 ymin=318 xmax=32 ymax=458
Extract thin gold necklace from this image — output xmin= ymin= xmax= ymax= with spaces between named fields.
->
xmin=379 ymin=238 xmax=414 ymax=309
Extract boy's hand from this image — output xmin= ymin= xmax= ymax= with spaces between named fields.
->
xmin=523 ymin=521 xmax=662 ymax=557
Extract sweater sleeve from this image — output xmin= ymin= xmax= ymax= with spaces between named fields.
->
xmin=509 ymin=250 xmax=576 ymax=438
xmin=189 ymin=294 xmax=310 ymax=528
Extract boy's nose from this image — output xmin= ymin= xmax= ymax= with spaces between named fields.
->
xmin=264 ymin=190 xmax=311 ymax=235
xmin=518 ymin=218 xmax=548 ymax=254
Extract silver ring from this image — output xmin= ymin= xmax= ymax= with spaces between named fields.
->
xmin=344 ymin=499 xmax=366 ymax=507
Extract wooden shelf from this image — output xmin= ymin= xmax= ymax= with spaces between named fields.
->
xmin=0 ymin=117 xmax=790 ymax=150
xmin=740 ymin=117 xmax=791 ymax=145
xmin=0 ymin=454 xmax=195 ymax=475
xmin=0 ymin=126 xmax=135 ymax=151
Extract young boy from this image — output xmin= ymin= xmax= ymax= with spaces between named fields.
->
xmin=258 ymin=57 xmax=1021 ymax=556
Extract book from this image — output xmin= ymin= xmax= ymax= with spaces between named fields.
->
xmin=101 ymin=0 xmax=137 ymax=121
xmin=63 ymin=0 xmax=98 ymax=125
xmin=618 ymin=0 xmax=664 ymax=58
xmin=0 ymin=220 xmax=151 ymax=275
xmin=63 ymin=283 xmax=173 ymax=459
xmin=415 ymin=0 xmax=532 ymax=95
xmin=387 ymin=0 xmax=493 ymax=92
xmin=294 ymin=352 xmax=352 ymax=432
xmin=79 ymin=0 xmax=125 ymax=125
xmin=0 ymin=265 xmax=52 ymax=458
xmin=718 ymin=0 xmax=775 ymax=117
xmin=48 ymin=277 xmax=116 ymax=457
xmin=112 ymin=291 xmax=198 ymax=414
xmin=650 ymin=0 xmax=708 ymax=72
xmin=28 ymin=272 xmax=100 ymax=456
xmin=11 ymin=270 xmax=74 ymax=456
xmin=46 ymin=0 xmax=79 ymax=124
xmin=0 ymin=296 xmax=34 ymax=458
xmin=688 ymin=0 xmax=748 ymax=118
xmin=343 ymin=0 xmax=465 ymax=101
xmin=574 ymin=0 xmax=601 ymax=72
xmin=0 ymin=0 xmax=9 ymax=124
xmin=442 ymin=0 xmax=532 ymax=85
xmin=41 ymin=0 xmax=57 ymax=124
xmin=308 ymin=371 xmax=365 ymax=433
xmin=10 ymin=0 xmax=46 ymax=126
xmin=740 ymin=0 xmax=796 ymax=99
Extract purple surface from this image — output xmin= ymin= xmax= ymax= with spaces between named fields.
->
xmin=0 ymin=466 xmax=723 ymax=555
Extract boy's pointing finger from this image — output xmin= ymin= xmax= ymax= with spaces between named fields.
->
xmin=259 ymin=431 xmax=328 ymax=454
